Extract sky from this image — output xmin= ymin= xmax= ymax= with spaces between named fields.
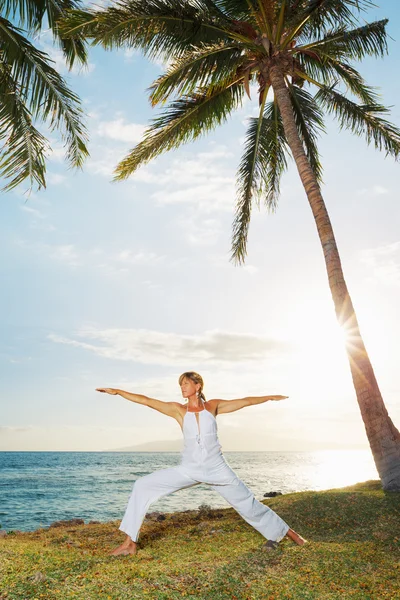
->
xmin=0 ymin=2 xmax=399 ymax=452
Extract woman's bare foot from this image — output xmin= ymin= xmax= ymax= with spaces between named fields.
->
xmin=285 ymin=528 xmax=307 ymax=546
xmin=110 ymin=536 xmax=137 ymax=556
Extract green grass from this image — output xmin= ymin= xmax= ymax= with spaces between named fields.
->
xmin=1 ymin=480 xmax=399 ymax=599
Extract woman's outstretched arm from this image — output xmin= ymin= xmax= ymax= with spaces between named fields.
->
xmin=211 ymin=395 xmax=288 ymax=415
xmin=96 ymin=388 xmax=181 ymax=419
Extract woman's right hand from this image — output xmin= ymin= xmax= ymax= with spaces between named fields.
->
xmin=96 ymin=388 xmax=118 ymax=395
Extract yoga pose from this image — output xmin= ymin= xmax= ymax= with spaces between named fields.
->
xmin=96 ymin=371 xmax=306 ymax=556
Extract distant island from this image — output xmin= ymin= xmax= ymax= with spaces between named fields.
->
xmin=105 ymin=438 xmax=363 ymax=452
xmin=106 ymin=439 xmax=184 ymax=452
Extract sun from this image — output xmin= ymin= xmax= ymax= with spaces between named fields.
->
xmin=279 ymin=295 xmax=353 ymax=395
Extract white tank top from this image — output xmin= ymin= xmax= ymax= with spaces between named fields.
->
xmin=180 ymin=401 xmax=224 ymax=468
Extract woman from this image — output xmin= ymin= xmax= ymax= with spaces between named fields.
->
xmin=96 ymin=371 xmax=306 ymax=556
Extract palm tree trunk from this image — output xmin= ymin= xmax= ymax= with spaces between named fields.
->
xmin=268 ymin=62 xmax=400 ymax=491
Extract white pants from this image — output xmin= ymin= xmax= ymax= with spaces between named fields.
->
xmin=119 ymin=466 xmax=290 ymax=543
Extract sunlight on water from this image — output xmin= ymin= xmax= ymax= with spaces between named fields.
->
xmin=0 ymin=450 xmax=379 ymax=531
xmin=308 ymin=449 xmax=377 ymax=491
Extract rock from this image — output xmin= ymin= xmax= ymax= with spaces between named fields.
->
xmin=0 ymin=530 xmax=7 ymax=538
xmin=145 ymin=512 xmax=166 ymax=522
xmin=88 ymin=521 xmax=101 ymax=525
xmin=49 ymin=518 xmax=84 ymax=528
xmin=263 ymin=491 xmax=283 ymax=498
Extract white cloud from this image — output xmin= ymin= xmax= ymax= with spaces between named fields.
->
xmin=181 ymin=217 xmax=223 ymax=246
xmin=48 ymin=327 xmax=292 ymax=366
xmin=52 ymin=244 xmax=80 ymax=266
xmin=123 ymin=48 xmax=139 ymax=62
xmin=20 ymin=205 xmax=44 ymax=219
xmin=85 ymin=144 xmax=127 ymax=177
xmin=242 ymin=264 xmax=259 ymax=275
xmin=133 ymin=145 xmax=234 ymax=186
xmin=373 ymin=185 xmax=389 ymax=195
xmin=46 ymin=140 xmax=67 ymax=163
xmin=142 ymin=279 xmax=163 ymax=291
xmin=153 ymin=180 xmax=234 ymax=212
xmin=360 ymin=241 xmax=400 ymax=286
xmin=357 ymin=184 xmax=390 ymax=197
xmin=0 ymin=426 xmax=33 ymax=433
xmin=97 ymin=118 xmax=145 ymax=143
xmin=19 ymin=204 xmax=57 ymax=232
xmin=15 ymin=239 xmax=81 ymax=267
xmin=13 ymin=239 xmax=167 ymax=274
xmin=128 ymin=146 xmax=237 ymax=213
xmin=116 ymin=250 xmax=165 ymax=266
xmin=47 ymin=173 xmax=67 ymax=185
xmin=30 ymin=222 xmax=57 ymax=233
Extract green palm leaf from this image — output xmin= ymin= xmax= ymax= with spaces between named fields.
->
xmin=232 ymin=97 xmax=288 ymax=264
xmin=46 ymin=0 xmax=88 ymax=69
xmin=114 ymin=79 xmax=244 ymax=180
xmin=322 ymin=61 xmax=379 ymax=104
xmin=1 ymin=0 xmax=88 ymax=67
xmin=0 ymin=16 xmax=89 ymax=169
xmin=299 ymin=20 xmax=388 ymax=61
xmin=149 ymin=41 xmax=244 ymax=105
xmin=315 ymin=85 xmax=400 ymax=158
xmin=0 ymin=67 xmax=48 ymax=190
xmin=296 ymin=48 xmax=380 ymax=105
xmin=215 ymin=0 xmax=260 ymax=22
xmin=287 ymin=84 xmax=324 ymax=183
xmin=60 ymin=0 xmax=240 ymax=62
xmin=291 ymin=0 xmax=374 ymax=38
xmin=1 ymin=0 xmax=46 ymax=30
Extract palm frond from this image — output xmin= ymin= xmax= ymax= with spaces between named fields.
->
xmin=323 ymin=60 xmax=379 ymax=104
xmin=260 ymin=98 xmax=289 ymax=209
xmin=60 ymin=0 xmax=244 ymax=62
xmin=1 ymin=0 xmax=88 ymax=67
xmin=275 ymin=0 xmax=288 ymax=43
xmin=214 ymin=0 xmax=269 ymax=26
xmin=149 ymin=41 xmax=244 ymax=105
xmin=0 ymin=0 xmax=45 ymax=31
xmin=231 ymin=96 xmax=288 ymax=264
xmin=231 ymin=87 xmax=269 ymax=264
xmin=54 ymin=30 xmax=88 ymax=69
xmin=315 ymin=86 xmax=400 ymax=159
xmin=0 ymin=68 xmax=48 ymax=191
xmin=287 ymin=84 xmax=324 ymax=183
xmin=286 ymin=0 xmax=375 ymax=43
xmin=297 ymin=53 xmax=379 ymax=104
xmin=299 ymin=20 xmax=388 ymax=61
xmin=114 ymin=79 xmax=244 ymax=180
xmin=47 ymin=0 xmax=89 ymax=68
xmin=0 ymin=16 xmax=89 ymax=168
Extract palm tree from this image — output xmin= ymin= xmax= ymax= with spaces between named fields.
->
xmin=0 ymin=0 xmax=89 ymax=191
xmin=61 ymin=0 xmax=400 ymax=490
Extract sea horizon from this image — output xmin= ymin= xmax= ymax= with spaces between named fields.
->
xmin=0 ymin=447 xmax=370 ymax=453
xmin=0 ymin=449 xmax=378 ymax=533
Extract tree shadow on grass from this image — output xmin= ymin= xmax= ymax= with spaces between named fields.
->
xmin=273 ymin=481 xmax=400 ymax=544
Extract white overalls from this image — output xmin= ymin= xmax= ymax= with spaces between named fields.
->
xmin=119 ymin=401 xmax=290 ymax=543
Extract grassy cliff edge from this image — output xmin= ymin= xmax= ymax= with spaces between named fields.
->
xmin=1 ymin=481 xmax=399 ymax=599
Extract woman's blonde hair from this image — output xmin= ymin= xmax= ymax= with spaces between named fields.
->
xmin=179 ymin=371 xmax=206 ymax=402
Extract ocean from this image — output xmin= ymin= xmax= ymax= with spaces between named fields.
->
xmin=0 ymin=450 xmax=378 ymax=532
